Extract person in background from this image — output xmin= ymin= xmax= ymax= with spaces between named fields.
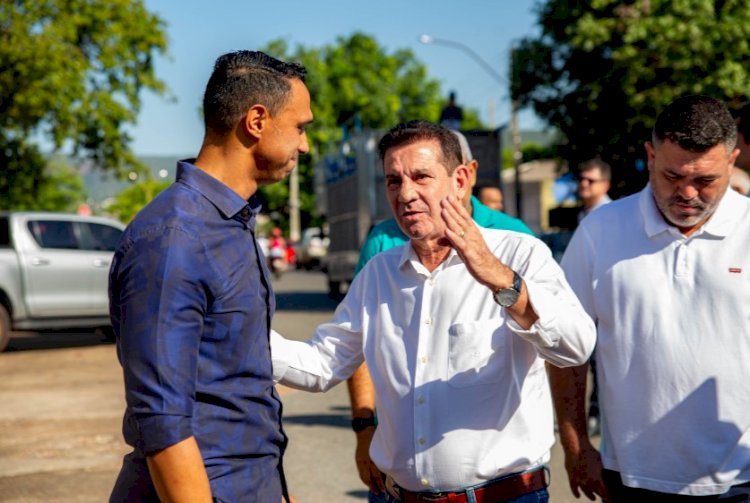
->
xmin=474 ymin=183 xmax=505 ymax=212
xmin=272 ymin=120 xmax=595 ymax=503
xmin=268 ymin=227 xmax=287 ymax=261
xmin=549 ymin=95 xmax=750 ymax=502
xmin=439 ymin=91 xmax=464 ymax=130
xmin=576 ymin=158 xmax=612 ymax=224
xmin=730 ymin=165 xmax=750 ymax=195
xmin=108 ymin=50 xmax=313 ymax=503
xmin=347 ymin=129 xmax=534 ymax=500
xmin=573 ymin=157 xmax=613 ymax=437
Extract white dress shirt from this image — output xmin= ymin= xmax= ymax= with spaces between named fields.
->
xmin=561 ymin=185 xmax=750 ymax=495
xmin=273 ymin=228 xmax=595 ymax=492
xmin=578 ymin=194 xmax=612 ymax=223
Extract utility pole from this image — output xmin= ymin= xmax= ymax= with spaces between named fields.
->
xmin=510 ymin=46 xmax=523 ymax=219
xmin=289 ymin=168 xmax=300 ymax=242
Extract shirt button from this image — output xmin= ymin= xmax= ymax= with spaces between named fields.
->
xmin=418 ymin=437 xmax=426 ymax=445
xmin=417 ymin=396 xmax=425 ymax=405
xmin=421 ymin=356 xmax=428 ymax=364
xmin=425 ymin=318 xmax=432 ymax=325
xmin=421 ymin=478 xmax=430 ymax=486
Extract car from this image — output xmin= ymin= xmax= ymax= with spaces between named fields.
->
xmin=294 ymin=226 xmax=329 ymax=270
xmin=0 ymin=212 xmax=126 ymax=351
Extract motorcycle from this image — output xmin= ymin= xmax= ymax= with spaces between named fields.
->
xmin=268 ymin=248 xmax=288 ymax=279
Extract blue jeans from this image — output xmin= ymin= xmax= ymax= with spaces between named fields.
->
xmin=368 ymin=486 xmax=549 ymax=502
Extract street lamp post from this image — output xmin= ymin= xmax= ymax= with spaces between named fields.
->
xmin=419 ymin=34 xmax=523 ymax=220
xmin=289 ymin=167 xmax=300 ymax=243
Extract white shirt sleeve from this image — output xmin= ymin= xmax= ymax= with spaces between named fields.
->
xmin=270 ymin=291 xmax=366 ymax=392
xmin=506 ymin=235 xmax=596 ymax=367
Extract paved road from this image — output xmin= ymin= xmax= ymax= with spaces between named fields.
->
xmin=0 ymin=270 xmax=598 ymax=502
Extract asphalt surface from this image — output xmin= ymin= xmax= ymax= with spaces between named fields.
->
xmin=0 ymin=270 xmax=599 ymax=502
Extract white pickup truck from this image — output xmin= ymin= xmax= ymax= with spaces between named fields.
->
xmin=0 ymin=212 xmax=125 ymax=351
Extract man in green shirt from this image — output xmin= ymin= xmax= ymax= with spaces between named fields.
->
xmin=347 ymin=129 xmax=534 ymax=499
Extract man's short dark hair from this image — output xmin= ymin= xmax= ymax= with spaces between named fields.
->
xmin=473 ymin=183 xmax=503 ymax=198
xmin=652 ymin=95 xmax=737 ymax=152
xmin=731 ymin=102 xmax=750 ymax=141
xmin=202 ymin=50 xmax=307 ymax=135
xmin=377 ymin=120 xmax=462 ymax=174
xmin=579 ymin=158 xmax=612 ymax=181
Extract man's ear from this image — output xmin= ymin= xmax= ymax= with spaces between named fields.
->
xmin=728 ymin=147 xmax=740 ymax=168
xmin=467 ymin=160 xmax=479 ymax=187
xmin=644 ymin=142 xmax=655 ymax=172
xmin=243 ymin=104 xmax=269 ymax=140
xmin=454 ymin=164 xmax=471 ymax=197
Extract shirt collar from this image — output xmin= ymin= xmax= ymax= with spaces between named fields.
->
xmin=176 ymin=160 xmax=259 ymax=223
xmin=640 ymin=183 xmax=740 ymax=239
xmin=700 ymin=186 xmax=744 ymax=237
xmin=397 ymin=239 xmax=462 ymax=276
xmin=592 ymin=194 xmax=612 ymax=210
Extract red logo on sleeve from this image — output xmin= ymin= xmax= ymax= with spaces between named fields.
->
xmin=729 ymin=268 xmax=742 ymax=273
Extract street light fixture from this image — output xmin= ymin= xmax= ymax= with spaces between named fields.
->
xmin=419 ymin=34 xmax=524 ymax=220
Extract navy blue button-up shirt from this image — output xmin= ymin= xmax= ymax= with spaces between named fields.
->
xmin=109 ymin=161 xmax=285 ymax=502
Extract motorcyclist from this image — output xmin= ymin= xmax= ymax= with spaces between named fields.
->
xmin=268 ymin=227 xmax=287 ymax=278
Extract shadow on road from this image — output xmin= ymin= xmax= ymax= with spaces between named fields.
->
xmin=283 ymin=412 xmax=350 ymax=429
xmin=283 ymin=406 xmax=353 ymax=429
xmin=346 ymin=490 xmax=369 ymax=499
xmin=5 ymin=329 xmax=114 ymax=352
xmin=275 ymin=291 xmax=340 ymax=312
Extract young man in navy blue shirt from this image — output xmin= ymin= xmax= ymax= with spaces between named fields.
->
xmin=109 ymin=50 xmax=313 ymax=503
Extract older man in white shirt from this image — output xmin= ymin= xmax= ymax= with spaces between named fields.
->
xmin=272 ymin=120 xmax=595 ymax=503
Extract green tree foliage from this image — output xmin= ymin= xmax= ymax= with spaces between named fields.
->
xmin=512 ymin=0 xmax=750 ymax=196
xmin=107 ymin=178 xmax=170 ymax=223
xmin=36 ymin=157 xmax=88 ymax=212
xmin=0 ymin=151 xmax=88 ymax=211
xmin=260 ymin=33 xmax=458 ymax=228
xmin=0 ymin=0 xmax=168 ymax=209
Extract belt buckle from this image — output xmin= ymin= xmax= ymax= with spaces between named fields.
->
xmin=419 ymin=493 xmax=448 ymax=501
xmin=418 ymin=493 xmax=451 ymax=502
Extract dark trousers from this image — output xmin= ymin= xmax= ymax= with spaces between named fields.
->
xmin=604 ymin=470 xmax=750 ymax=502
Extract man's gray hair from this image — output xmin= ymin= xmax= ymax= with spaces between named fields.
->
xmin=451 ymin=130 xmax=473 ymax=164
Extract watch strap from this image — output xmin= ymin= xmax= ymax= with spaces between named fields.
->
xmin=351 ymin=416 xmax=377 ymax=432
xmin=511 ymin=270 xmax=522 ymax=293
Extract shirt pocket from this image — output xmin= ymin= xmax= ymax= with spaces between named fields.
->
xmin=447 ymin=320 xmax=508 ymax=388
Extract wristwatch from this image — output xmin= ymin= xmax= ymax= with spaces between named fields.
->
xmin=493 ymin=270 xmax=522 ymax=308
xmin=351 ymin=416 xmax=377 ymax=432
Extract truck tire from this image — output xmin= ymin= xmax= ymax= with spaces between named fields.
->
xmin=96 ymin=325 xmax=116 ymax=343
xmin=0 ymin=305 xmax=11 ymax=353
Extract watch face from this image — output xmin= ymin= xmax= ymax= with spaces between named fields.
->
xmin=494 ymin=288 xmax=520 ymax=308
xmin=493 ymin=270 xmax=521 ymax=308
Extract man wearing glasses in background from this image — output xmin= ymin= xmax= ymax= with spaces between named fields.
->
xmin=577 ymin=158 xmax=612 ymax=224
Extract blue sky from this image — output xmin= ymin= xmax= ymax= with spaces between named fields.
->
xmin=130 ymin=0 xmax=543 ymax=156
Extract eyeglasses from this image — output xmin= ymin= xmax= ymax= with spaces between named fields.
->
xmin=578 ymin=176 xmax=606 ymax=184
